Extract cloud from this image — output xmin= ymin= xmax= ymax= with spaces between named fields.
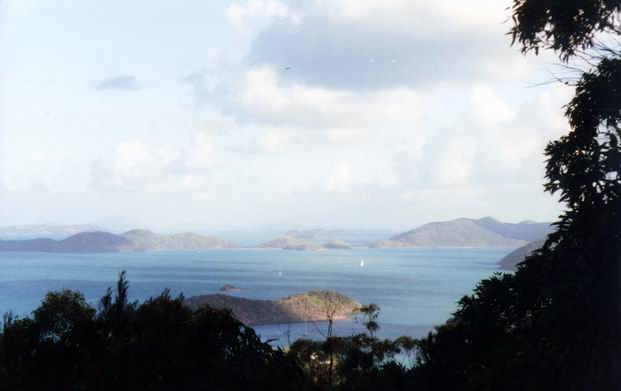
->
xmin=189 ymin=65 xmax=426 ymax=131
xmin=226 ymin=0 xmax=301 ymax=38
xmin=0 ymin=150 xmax=64 ymax=192
xmin=238 ymin=0 xmax=534 ymax=90
xmin=91 ymin=141 xmax=174 ymax=191
xmin=325 ymin=161 xmax=354 ymax=193
xmin=95 ymin=75 xmax=142 ymax=91
xmin=395 ymin=84 xmax=572 ymax=192
xmin=324 ymin=161 xmax=398 ymax=194
xmin=91 ymin=134 xmax=215 ymax=192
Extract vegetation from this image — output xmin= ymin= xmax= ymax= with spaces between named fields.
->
xmin=288 ymin=304 xmax=416 ymax=390
xmin=1 ymin=2 xmax=618 ymax=390
xmin=0 ymin=272 xmax=306 ymax=391
xmin=184 ymin=290 xmax=359 ymax=325
xmin=408 ymin=1 xmax=621 ymax=390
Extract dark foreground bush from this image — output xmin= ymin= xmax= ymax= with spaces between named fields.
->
xmin=0 ymin=272 xmax=308 ymax=391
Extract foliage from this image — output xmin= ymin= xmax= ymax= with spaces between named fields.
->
xmin=0 ymin=273 xmax=307 ymax=391
xmin=288 ymin=304 xmax=415 ymax=390
xmin=412 ymin=2 xmax=621 ymax=390
xmin=510 ymin=0 xmax=621 ymax=60
xmin=3 ymin=3 xmax=619 ymax=390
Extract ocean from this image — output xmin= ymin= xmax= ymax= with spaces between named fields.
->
xmin=0 ymin=247 xmax=510 ymax=348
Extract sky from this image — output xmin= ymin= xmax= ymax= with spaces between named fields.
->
xmin=0 ymin=0 xmax=573 ymax=232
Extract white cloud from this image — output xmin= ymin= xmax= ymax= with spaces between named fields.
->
xmin=324 ymin=161 xmax=398 ymax=194
xmin=91 ymin=134 xmax=216 ymax=192
xmin=395 ymin=84 xmax=571 ymax=192
xmin=325 ymin=161 xmax=354 ymax=193
xmin=91 ymin=141 xmax=175 ymax=191
xmin=470 ymin=86 xmax=514 ymax=126
xmin=171 ymin=133 xmax=213 ymax=171
xmin=239 ymin=0 xmax=538 ymax=90
xmin=257 ymin=130 xmax=294 ymax=154
xmin=0 ymin=150 xmax=64 ymax=192
xmin=226 ymin=0 xmax=301 ymax=37
xmin=214 ymin=66 xmax=426 ymax=129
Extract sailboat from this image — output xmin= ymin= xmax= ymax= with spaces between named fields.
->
xmin=360 ymin=259 xmax=365 ymax=267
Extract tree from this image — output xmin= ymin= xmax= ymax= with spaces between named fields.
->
xmin=0 ymin=274 xmax=309 ymax=391
xmin=412 ymin=2 xmax=621 ymax=390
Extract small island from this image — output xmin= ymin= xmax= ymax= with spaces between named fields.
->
xmin=218 ymin=284 xmax=241 ymax=292
xmin=184 ymin=290 xmax=360 ymax=326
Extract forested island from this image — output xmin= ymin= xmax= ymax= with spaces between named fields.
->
xmin=185 ymin=290 xmax=359 ymax=325
xmin=0 ymin=216 xmax=550 ymax=254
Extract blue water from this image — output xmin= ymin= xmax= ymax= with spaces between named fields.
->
xmin=0 ymin=248 xmax=510 ymax=348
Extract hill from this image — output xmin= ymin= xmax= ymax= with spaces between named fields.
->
xmin=475 ymin=217 xmax=552 ymax=242
xmin=0 ymin=224 xmax=103 ymax=240
xmin=384 ymin=217 xmax=552 ymax=248
xmin=184 ymin=291 xmax=360 ymax=326
xmin=261 ymin=229 xmax=357 ymax=250
xmin=120 ymin=230 xmax=237 ymax=251
xmin=285 ymin=229 xmax=352 ymax=242
xmin=498 ymin=239 xmax=546 ymax=271
xmin=260 ymin=236 xmax=325 ymax=251
xmin=0 ymin=230 xmax=238 ymax=253
xmin=0 ymin=232 xmax=131 ymax=253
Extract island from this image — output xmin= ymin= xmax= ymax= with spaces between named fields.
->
xmin=371 ymin=217 xmax=552 ymax=248
xmin=498 ymin=239 xmax=546 ymax=271
xmin=184 ymin=291 xmax=360 ymax=326
xmin=260 ymin=236 xmax=325 ymax=251
xmin=0 ymin=230 xmax=238 ymax=253
xmin=218 ymin=284 xmax=241 ymax=292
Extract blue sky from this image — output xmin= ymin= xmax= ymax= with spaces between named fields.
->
xmin=0 ymin=0 xmax=572 ymax=231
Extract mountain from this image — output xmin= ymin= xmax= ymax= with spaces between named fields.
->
xmin=385 ymin=217 xmax=552 ymax=248
xmin=120 ymin=230 xmax=237 ymax=251
xmin=260 ymin=236 xmax=324 ymax=251
xmin=367 ymin=239 xmax=405 ymax=249
xmin=260 ymin=229 xmax=360 ymax=250
xmin=0 ymin=231 xmax=132 ymax=253
xmin=0 ymin=224 xmax=103 ymax=240
xmin=475 ymin=217 xmax=552 ymax=242
xmin=285 ymin=229 xmax=352 ymax=242
xmin=184 ymin=291 xmax=360 ymax=326
xmin=323 ymin=240 xmax=351 ymax=249
xmin=55 ymin=232 xmax=133 ymax=252
xmin=0 ymin=230 xmax=238 ymax=253
xmin=91 ymin=216 xmax=142 ymax=233
xmin=498 ymin=239 xmax=546 ymax=271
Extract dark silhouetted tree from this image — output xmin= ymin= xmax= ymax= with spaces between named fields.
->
xmin=0 ymin=273 xmax=308 ymax=391
xmin=412 ymin=2 xmax=621 ymax=390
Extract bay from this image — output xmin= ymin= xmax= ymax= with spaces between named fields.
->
xmin=0 ymin=247 xmax=510 ymax=348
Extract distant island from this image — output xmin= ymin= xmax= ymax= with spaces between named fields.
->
xmin=184 ymin=290 xmax=360 ymax=326
xmin=498 ymin=239 xmax=546 ymax=271
xmin=0 ymin=224 xmax=105 ymax=240
xmin=0 ymin=230 xmax=237 ymax=253
xmin=260 ymin=229 xmax=354 ymax=251
xmin=369 ymin=217 xmax=552 ymax=249
xmin=0 ymin=217 xmax=551 ymax=253
xmin=218 ymin=284 xmax=241 ymax=292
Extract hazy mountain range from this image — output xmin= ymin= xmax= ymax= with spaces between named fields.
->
xmin=0 ymin=217 xmax=552 ymax=253
xmin=498 ymin=239 xmax=546 ymax=271
xmin=0 ymin=224 xmax=105 ymax=240
xmin=369 ymin=217 xmax=552 ymax=248
xmin=0 ymin=230 xmax=236 ymax=253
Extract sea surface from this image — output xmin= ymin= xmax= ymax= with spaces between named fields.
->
xmin=0 ymin=248 xmax=511 ymax=348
